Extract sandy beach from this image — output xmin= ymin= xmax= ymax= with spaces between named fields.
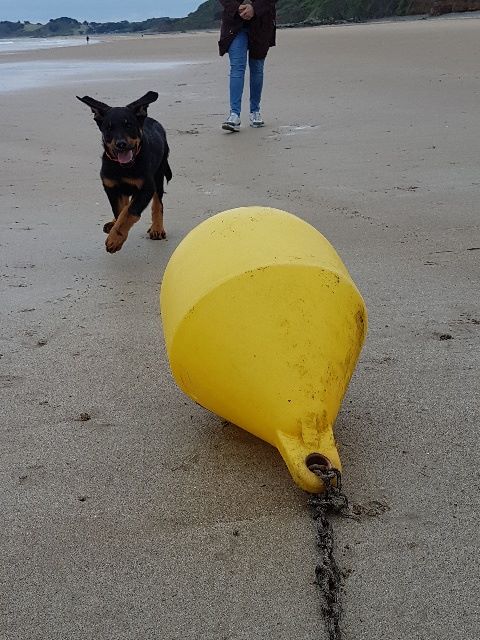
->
xmin=1 ymin=15 xmax=479 ymax=640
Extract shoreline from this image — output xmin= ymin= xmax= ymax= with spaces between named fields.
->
xmin=1 ymin=9 xmax=478 ymax=48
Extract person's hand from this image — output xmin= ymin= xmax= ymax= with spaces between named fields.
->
xmin=239 ymin=4 xmax=254 ymax=20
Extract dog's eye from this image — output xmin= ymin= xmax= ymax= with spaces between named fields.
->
xmin=124 ymin=120 xmax=131 ymax=129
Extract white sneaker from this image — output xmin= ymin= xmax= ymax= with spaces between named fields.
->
xmin=222 ymin=113 xmax=241 ymax=132
xmin=249 ymin=111 xmax=264 ymax=128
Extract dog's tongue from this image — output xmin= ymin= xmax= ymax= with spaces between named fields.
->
xmin=117 ymin=150 xmax=133 ymax=164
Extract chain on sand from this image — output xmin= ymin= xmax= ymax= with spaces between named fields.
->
xmin=308 ymin=466 xmax=351 ymax=640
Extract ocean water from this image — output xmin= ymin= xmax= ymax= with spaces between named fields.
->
xmin=0 ymin=37 xmax=99 ymax=54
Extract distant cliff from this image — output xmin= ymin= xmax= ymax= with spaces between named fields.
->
xmin=0 ymin=16 xmax=175 ymax=38
xmin=182 ymin=0 xmax=480 ymax=27
xmin=1 ymin=1 xmax=479 ymax=39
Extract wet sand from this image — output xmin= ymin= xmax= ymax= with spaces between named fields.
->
xmin=1 ymin=16 xmax=479 ymax=640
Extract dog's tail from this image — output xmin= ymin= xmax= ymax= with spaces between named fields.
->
xmin=163 ymin=144 xmax=172 ymax=183
xmin=164 ymin=160 xmax=172 ymax=184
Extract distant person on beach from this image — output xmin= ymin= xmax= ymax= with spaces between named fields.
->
xmin=218 ymin=1 xmax=276 ymax=132
xmin=86 ymin=35 xmax=90 ymax=44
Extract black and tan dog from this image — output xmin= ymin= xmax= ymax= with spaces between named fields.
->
xmin=77 ymin=91 xmax=172 ymax=253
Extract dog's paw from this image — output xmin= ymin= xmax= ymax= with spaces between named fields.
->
xmin=103 ymin=220 xmax=115 ymax=234
xmin=105 ymin=229 xmax=126 ymax=253
xmin=148 ymin=226 xmax=167 ymax=240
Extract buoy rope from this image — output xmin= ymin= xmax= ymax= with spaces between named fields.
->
xmin=308 ymin=466 xmax=350 ymax=640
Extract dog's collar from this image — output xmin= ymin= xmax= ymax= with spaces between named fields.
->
xmin=104 ymin=142 xmax=142 ymax=164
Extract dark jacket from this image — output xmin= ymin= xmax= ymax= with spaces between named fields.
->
xmin=218 ymin=1 xmax=276 ymax=59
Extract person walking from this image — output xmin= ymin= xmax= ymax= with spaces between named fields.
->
xmin=218 ymin=1 xmax=276 ymax=132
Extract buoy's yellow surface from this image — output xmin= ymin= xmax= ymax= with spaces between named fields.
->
xmin=160 ymin=207 xmax=367 ymax=492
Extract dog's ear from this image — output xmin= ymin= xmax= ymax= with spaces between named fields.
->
xmin=126 ymin=91 xmax=159 ymax=122
xmin=77 ymin=95 xmax=111 ymax=128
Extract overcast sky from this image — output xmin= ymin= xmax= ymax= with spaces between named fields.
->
xmin=0 ymin=1 xmax=203 ymax=23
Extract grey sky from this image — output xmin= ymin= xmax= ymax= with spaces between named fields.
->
xmin=0 ymin=1 xmax=203 ymax=23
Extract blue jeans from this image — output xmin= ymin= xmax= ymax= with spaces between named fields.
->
xmin=228 ymin=27 xmax=265 ymax=116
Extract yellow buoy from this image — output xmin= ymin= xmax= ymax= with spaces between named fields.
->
xmin=160 ymin=207 xmax=367 ymax=492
